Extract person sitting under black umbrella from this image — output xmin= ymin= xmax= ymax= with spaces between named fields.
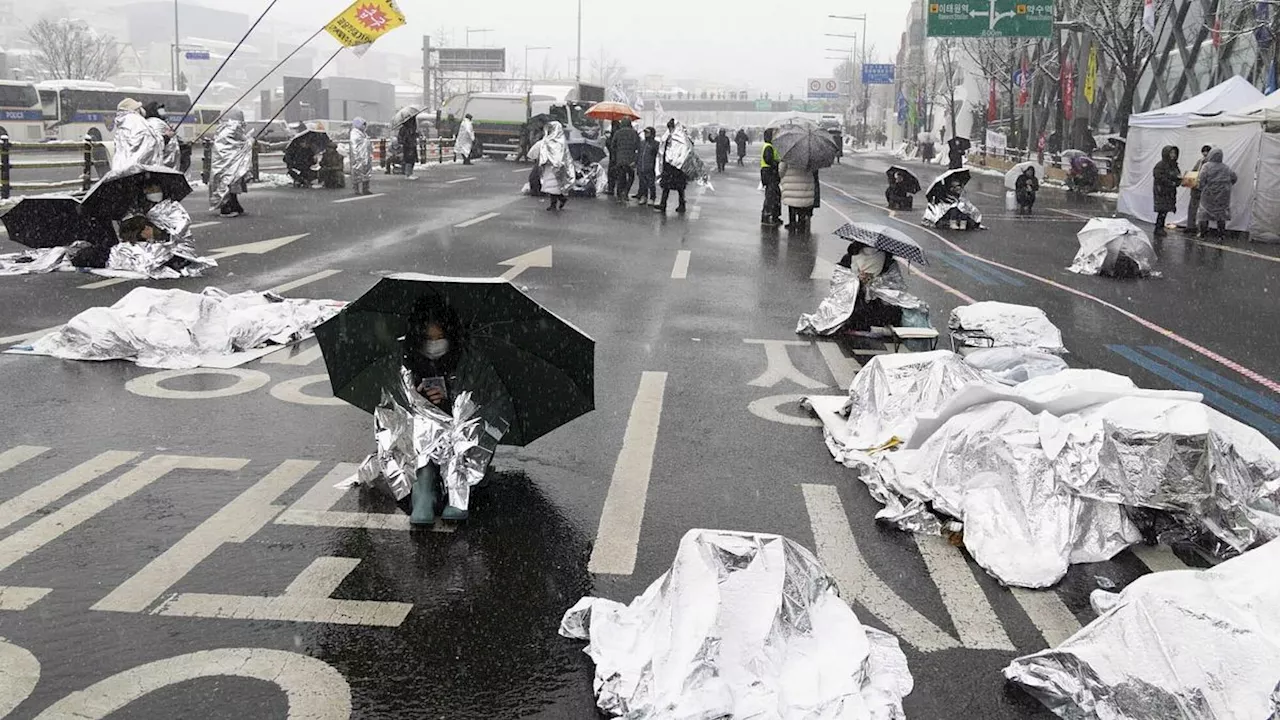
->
xmin=885 ymin=168 xmax=920 ymax=210
xmin=401 ymin=300 xmax=515 ymax=525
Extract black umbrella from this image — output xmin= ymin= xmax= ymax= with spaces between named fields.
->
xmin=926 ymin=168 xmax=972 ymax=199
xmin=286 ymin=130 xmax=331 ymax=160
xmin=834 ymin=223 xmax=928 ymax=266
xmin=948 ymin=136 xmax=972 ymax=153
xmin=886 ymin=166 xmax=922 ymax=195
xmin=80 ymin=165 xmax=191 ymax=221
xmin=0 ymin=195 xmax=117 ymax=249
xmin=771 ymin=125 xmax=839 ymax=171
xmin=315 ymin=274 xmax=595 ymax=447
xmin=568 ymin=140 xmax=607 ymax=165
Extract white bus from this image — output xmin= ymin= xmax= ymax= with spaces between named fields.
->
xmin=0 ymin=81 xmax=46 ymax=142
xmin=37 ymin=81 xmax=194 ymax=142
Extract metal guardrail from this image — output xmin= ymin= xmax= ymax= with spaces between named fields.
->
xmin=0 ymin=135 xmax=96 ymax=200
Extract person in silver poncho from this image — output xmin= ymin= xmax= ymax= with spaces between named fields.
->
xmin=111 ymin=98 xmax=165 ymax=173
xmin=208 ymin=109 xmax=252 ymax=217
xmin=142 ymin=102 xmax=179 ymax=170
xmin=349 ymin=117 xmax=374 ymax=196
xmin=401 ymin=299 xmax=514 ymax=524
xmin=537 ymin=121 xmax=574 ymax=211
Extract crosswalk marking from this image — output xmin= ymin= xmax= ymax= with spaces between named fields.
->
xmin=802 ymin=483 xmax=960 ymax=652
xmin=0 ymin=586 xmax=51 ymax=611
xmin=914 ymin=535 xmax=1015 ymax=650
xmin=671 ymin=250 xmax=691 ymax=279
xmin=1131 ymin=544 xmax=1193 ymax=574
xmin=588 ymin=372 xmax=668 ymax=575
xmin=0 ymin=446 xmax=49 ymax=475
xmin=1009 ymin=588 xmax=1082 ymax=647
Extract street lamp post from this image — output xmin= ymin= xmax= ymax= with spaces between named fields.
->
xmin=830 ymin=14 xmax=869 ymax=145
xmin=576 ymin=0 xmax=582 ymax=83
xmin=172 ymin=0 xmax=180 ymax=91
xmin=525 ymin=46 xmax=550 ymax=91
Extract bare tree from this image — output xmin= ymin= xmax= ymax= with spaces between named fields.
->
xmin=1063 ymin=0 xmax=1155 ymax=137
xmin=589 ymin=48 xmax=627 ymax=89
xmin=932 ymin=40 xmax=965 ymax=138
xmin=27 ymin=18 xmax=124 ymax=81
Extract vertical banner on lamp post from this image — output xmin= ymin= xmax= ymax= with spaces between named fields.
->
xmin=1083 ymin=45 xmax=1099 ymax=105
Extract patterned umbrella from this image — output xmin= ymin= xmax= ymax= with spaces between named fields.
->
xmin=585 ymin=101 xmax=640 ymax=121
xmin=834 ymin=223 xmax=929 ymax=266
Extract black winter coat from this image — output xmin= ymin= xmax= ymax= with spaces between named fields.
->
xmin=1152 ymin=146 xmax=1181 ymax=213
xmin=610 ymin=126 xmax=640 ymax=166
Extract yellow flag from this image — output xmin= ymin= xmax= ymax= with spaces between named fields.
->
xmin=325 ymin=0 xmax=407 ymax=56
xmin=1083 ymin=46 xmax=1099 ymax=105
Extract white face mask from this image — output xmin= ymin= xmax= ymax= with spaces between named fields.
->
xmin=424 ymin=339 xmax=450 ymax=360
xmin=145 ymin=192 xmax=163 ymax=202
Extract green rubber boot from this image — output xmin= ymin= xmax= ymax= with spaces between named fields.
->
xmin=410 ymin=466 xmax=438 ymax=526
xmin=441 ymin=505 xmax=468 ymax=521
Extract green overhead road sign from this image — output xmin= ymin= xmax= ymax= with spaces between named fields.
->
xmin=927 ymin=0 xmax=1054 ymax=38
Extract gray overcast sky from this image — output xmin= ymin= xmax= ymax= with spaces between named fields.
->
xmin=192 ymin=0 xmax=910 ymax=95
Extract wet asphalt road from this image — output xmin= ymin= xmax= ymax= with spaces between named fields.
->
xmin=0 ymin=148 xmax=1277 ymax=719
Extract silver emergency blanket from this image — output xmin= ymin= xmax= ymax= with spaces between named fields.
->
xmin=112 ymin=111 xmax=165 ymax=172
xmin=28 ymin=287 xmax=341 ymax=369
xmin=208 ymin=116 xmax=253 ymax=211
xmin=101 ymin=239 xmax=215 ymax=280
xmin=949 ymin=301 xmax=1067 ymax=354
xmin=0 ymin=247 xmax=69 ymax=276
xmin=1054 ymin=397 xmax=1280 ymax=556
xmin=1069 ymin=217 xmax=1158 ymax=277
xmin=355 ymin=366 xmax=497 ymax=511
xmin=145 ymin=117 xmax=179 ymax=170
xmin=797 ymin=262 xmax=929 ymax=336
xmin=872 ymin=400 xmax=1141 ymax=587
xmin=964 ymin=347 xmax=1068 ymax=385
xmin=349 ymin=127 xmax=373 ymax=183
xmin=654 ymin=122 xmax=709 ymax=183
xmin=560 ymin=529 xmax=914 ymax=720
xmin=455 ymin=118 xmax=475 ymax=159
xmin=921 ymin=197 xmax=982 ymax=228
xmin=839 ymin=350 xmax=986 ymax=452
xmin=1005 ymin=538 xmax=1280 ymax=720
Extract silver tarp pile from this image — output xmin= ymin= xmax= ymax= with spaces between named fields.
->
xmin=797 ymin=263 xmax=929 ymax=337
xmin=0 ymin=247 xmax=68 ymax=276
xmin=949 ymin=302 xmax=1067 ymax=354
xmin=560 ymin=529 xmax=914 ymax=720
xmin=1069 ymin=218 xmax=1158 ymax=277
xmin=1005 ymin=538 xmax=1280 ymax=719
xmin=24 ymin=287 xmax=341 ymax=368
xmin=963 ymin=347 xmax=1068 ymax=386
xmin=808 ymin=346 xmax=1280 ymax=587
xmin=355 ymin=366 xmax=499 ymax=512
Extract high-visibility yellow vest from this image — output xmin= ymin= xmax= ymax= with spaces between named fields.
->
xmin=761 ymin=142 xmax=777 ymax=169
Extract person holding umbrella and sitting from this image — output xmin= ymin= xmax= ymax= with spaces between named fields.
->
xmin=1015 ymin=166 xmax=1040 ymax=216
xmin=402 ymin=299 xmax=515 ymax=525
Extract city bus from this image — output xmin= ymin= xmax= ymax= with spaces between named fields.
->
xmin=36 ymin=81 xmax=194 ymax=142
xmin=0 ymin=81 xmax=46 ymax=142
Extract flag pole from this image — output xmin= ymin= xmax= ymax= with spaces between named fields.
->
xmin=254 ymin=46 xmax=344 ymax=141
xmin=175 ymin=0 xmax=283 ymax=133
xmin=195 ymin=26 xmax=327 ymax=142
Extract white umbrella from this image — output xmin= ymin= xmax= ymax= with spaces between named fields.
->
xmin=1004 ymin=161 xmax=1045 ymax=190
xmin=1069 ymin=218 xmax=1157 ymax=277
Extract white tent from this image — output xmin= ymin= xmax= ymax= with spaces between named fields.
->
xmin=1118 ymin=76 xmax=1265 ymax=231
xmin=1187 ymin=91 xmax=1280 ymax=242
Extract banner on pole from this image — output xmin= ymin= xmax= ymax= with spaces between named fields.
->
xmin=1083 ymin=45 xmax=1098 ymax=105
xmin=324 ymin=0 xmax=407 ymax=57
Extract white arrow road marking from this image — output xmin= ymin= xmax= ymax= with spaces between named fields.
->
xmin=802 ymin=483 xmax=960 ymax=652
xmin=332 ymin=193 xmax=386 ymax=204
xmin=0 ymin=446 xmax=49 ymax=475
xmin=446 ymin=177 xmax=477 ymax=184
xmin=268 ymin=269 xmax=341 ymax=294
xmin=499 ymin=245 xmax=553 ymax=281
xmin=78 ymin=277 xmax=132 ymax=290
xmin=208 ymin=233 xmax=308 ymax=260
xmin=671 ymin=250 xmax=691 ymax=279
xmin=189 ymin=221 xmax=222 ymax=230
xmin=455 ymin=212 xmax=500 ymax=228
xmin=743 ymin=339 xmax=828 ymax=389
xmin=815 ymin=340 xmax=860 ymax=390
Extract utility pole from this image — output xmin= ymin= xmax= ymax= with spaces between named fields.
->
xmin=576 ymin=0 xmax=582 ymax=83
xmin=422 ymin=35 xmax=431 ymax=110
xmin=172 ymin=0 xmax=181 ymax=91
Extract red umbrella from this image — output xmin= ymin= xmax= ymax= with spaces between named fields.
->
xmin=584 ymin=101 xmax=640 ymax=122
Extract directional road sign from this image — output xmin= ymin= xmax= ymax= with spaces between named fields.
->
xmin=927 ymin=0 xmax=1055 ymax=38
xmin=861 ymin=64 xmax=896 ymax=85
xmin=185 ymin=51 xmax=211 ymax=60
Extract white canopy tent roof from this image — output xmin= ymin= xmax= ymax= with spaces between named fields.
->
xmin=1189 ymin=90 xmax=1280 ymax=126
xmin=1129 ymin=76 xmax=1265 ymax=128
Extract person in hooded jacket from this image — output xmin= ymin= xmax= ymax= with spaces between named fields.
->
xmin=714 ymin=128 xmax=731 ymax=173
xmin=455 ymin=114 xmax=476 ymax=165
xmin=537 ymin=121 xmax=574 ymax=211
xmin=1195 ymin=147 xmax=1237 ymax=238
xmin=1184 ymin=145 xmax=1211 ymax=234
xmin=398 ymin=114 xmax=420 ymax=179
xmin=735 ymin=128 xmax=749 ymax=166
xmin=1015 ymin=166 xmax=1040 ymax=216
xmin=655 ymin=119 xmax=689 ymax=214
xmin=208 ymin=109 xmax=252 ymax=217
xmin=1151 ymin=145 xmax=1181 ymax=237
xmin=141 ymin=102 xmax=178 ymax=170
xmin=634 ymin=126 xmax=660 ymax=206
xmin=111 ymin=98 xmax=164 ymax=172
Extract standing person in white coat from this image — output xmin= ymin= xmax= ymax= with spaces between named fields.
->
xmin=455 ymin=114 xmax=476 ymax=165
xmin=537 ymin=121 xmax=574 ymax=211
xmin=349 ymin=117 xmax=374 ymax=196
xmin=779 ymin=161 xmax=817 ymax=232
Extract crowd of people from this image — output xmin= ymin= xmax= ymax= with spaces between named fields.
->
xmin=1152 ymin=144 xmax=1237 ymax=238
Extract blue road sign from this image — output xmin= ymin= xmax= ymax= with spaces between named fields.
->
xmin=861 ymin=64 xmax=896 ymax=85
xmin=185 ymin=51 xmax=211 ymax=61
